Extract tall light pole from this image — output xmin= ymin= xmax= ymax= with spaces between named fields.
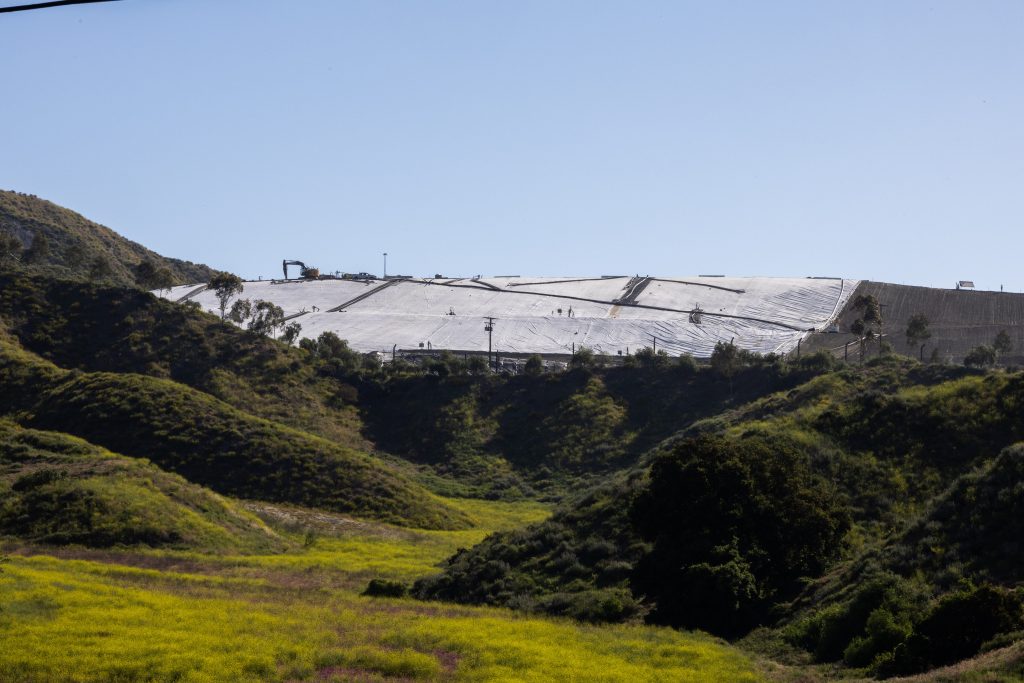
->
xmin=484 ymin=317 xmax=496 ymax=371
xmin=383 ymin=252 xmax=388 ymax=279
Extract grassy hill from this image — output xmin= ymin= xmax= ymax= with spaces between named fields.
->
xmin=0 ymin=272 xmax=368 ymax=450
xmin=415 ymin=357 xmax=1024 ymax=676
xmin=0 ymin=421 xmax=287 ymax=553
xmin=0 ymin=331 xmax=470 ymax=531
xmin=0 ymin=189 xmax=216 ymax=287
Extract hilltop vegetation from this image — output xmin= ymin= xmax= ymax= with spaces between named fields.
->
xmin=415 ymin=357 xmax=1024 ymax=677
xmin=0 ymin=190 xmax=215 ymax=288
xmin=0 ymin=333 xmax=468 ymax=531
xmin=359 ymin=351 xmax=838 ymax=498
xmin=0 ymin=421 xmax=286 ymax=553
xmin=0 ymin=272 xmax=367 ymax=449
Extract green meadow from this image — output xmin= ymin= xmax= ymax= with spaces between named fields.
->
xmin=0 ymin=497 xmax=760 ymax=683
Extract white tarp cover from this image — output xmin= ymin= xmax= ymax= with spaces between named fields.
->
xmin=157 ymin=276 xmax=859 ymax=358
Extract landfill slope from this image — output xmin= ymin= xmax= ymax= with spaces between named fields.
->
xmin=160 ymin=275 xmax=859 ymax=358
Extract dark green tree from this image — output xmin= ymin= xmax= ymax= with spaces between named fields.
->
xmin=524 ymin=354 xmax=544 ymax=376
xmin=209 ymin=272 xmax=244 ymax=320
xmin=964 ymin=345 xmax=997 ymax=368
xmin=87 ymin=255 xmax=113 ymax=282
xmin=62 ymin=242 xmax=85 ymax=269
xmin=710 ymin=340 xmax=739 ymax=376
xmin=134 ymin=260 xmax=174 ymax=291
xmin=852 ymin=294 xmax=884 ymax=356
xmin=630 ymin=434 xmax=850 ymax=637
xmin=24 ymin=230 xmax=50 ymax=264
xmin=993 ymin=330 xmax=1013 ymax=356
xmin=247 ymin=300 xmax=285 ymax=337
xmin=570 ymin=346 xmax=596 ymax=369
xmin=635 ymin=346 xmax=671 ymax=369
xmin=281 ymin=322 xmax=302 ymax=347
xmin=227 ymin=298 xmax=253 ymax=324
xmin=0 ymin=231 xmax=22 ymax=262
xmin=905 ymin=314 xmax=932 ymax=361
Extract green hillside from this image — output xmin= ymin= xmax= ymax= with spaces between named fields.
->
xmin=0 ymin=333 xmax=469 ymax=531
xmin=0 ymin=272 xmax=368 ymax=449
xmin=415 ymin=357 xmax=1024 ymax=676
xmin=0 ymin=189 xmax=215 ymax=287
xmin=0 ymin=421 xmax=287 ymax=553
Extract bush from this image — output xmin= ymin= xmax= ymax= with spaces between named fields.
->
xmin=886 ymin=584 xmax=1024 ymax=675
xmin=362 ymin=579 xmax=410 ymax=598
xmin=964 ymin=345 xmax=997 ymax=368
xmin=630 ymin=433 xmax=851 ymax=637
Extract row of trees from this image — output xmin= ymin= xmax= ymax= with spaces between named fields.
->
xmin=208 ymin=272 xmax=301 ymax=344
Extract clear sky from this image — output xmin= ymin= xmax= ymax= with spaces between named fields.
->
xmin=2 ymin=1 xmax=1023 ymax=290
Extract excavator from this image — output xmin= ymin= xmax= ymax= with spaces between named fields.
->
xmin=282 ymin=260 xmax=320 ymax=280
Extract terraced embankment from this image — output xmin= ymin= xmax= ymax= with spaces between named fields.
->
xmin=802 ymin=281 xmax=1024 ymax=364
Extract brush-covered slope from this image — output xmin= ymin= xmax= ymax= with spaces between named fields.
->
xmin=360 ymin=352 xmax=839 ymax=497
xmin=780 ymin=442 xmax=1024 ymax=676
xmin=0 ymin=272 xmax=367 ymax=449
xmin=415 ymin=357 xmax=1024 ymax=670
xmin=0 ymin=190 xmax=215 ymax=287
xmin=0 ymin=421 xmax=287 ymax=552
xmin=0 ymin=333 xmax=470 ymax=531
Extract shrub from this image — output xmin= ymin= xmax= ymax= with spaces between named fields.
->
xmin=631 ymin=433 xmax=851 ymax=637
xmin=362 ymin=579 xmax=410 ymax=598
xmin=886 ymin=584 xmax=1024 ymax=675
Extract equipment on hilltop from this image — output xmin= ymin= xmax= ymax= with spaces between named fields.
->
xmin=282 ymin=260 xmax=320 ymax=280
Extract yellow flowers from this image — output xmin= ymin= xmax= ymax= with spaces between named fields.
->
xmin=0 ymin=497 xmax=761 ymax=681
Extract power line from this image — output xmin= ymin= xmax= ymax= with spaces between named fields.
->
xmin=0 ymin=0 xmax=121 ymax=14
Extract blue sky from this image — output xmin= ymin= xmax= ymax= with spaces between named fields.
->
xmin=2 ymin=1 xmax=1022 ymax=290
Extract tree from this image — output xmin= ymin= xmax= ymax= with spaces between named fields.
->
xmin=905 ymin=314 xmax=932 ymax=361
xmin=209 ymin=272 xmax=244 ymax=320
xmin=993 ymin=330 xmax=1013 ymax=356
xmin=23 ymin=230 xmax=50 ymax=264
xmin=852 ymin=294 xmax=884 ymax=357
xmin=635 ymin=346 xmax=671 ymax=369
xmin=524 ymin=354 xmax=544 ymax=376
xmin=570 ymin=346 xmax=596 ymax=370
xmin=710 ymin=341 xmax=739 ymax=377
xmin=227 ymin=298 xmax=253 ymax=324
xmin=630 ymin=434 xmax=850 ymax=637
xmin=281 ymin=322 xmax=302 ymax=346
xmin=0 ymin=231 xmax=22 ymax=262
xmin=964 ymin=345 xmax=997 ymax=368
xmin=134 ymin=260 xmax=174 ymax=291
xmin=63 ymin=242 xmax=85 ymax=269
xmin=466 ymin=355 xmax=489 ymax=375
xmin=677 ymin=354 xmax=698 ymax=375
xmin=246 ymin=300 xmax=285 ymax=337
xmin=87 ymin=255 xmax=113 ymax=281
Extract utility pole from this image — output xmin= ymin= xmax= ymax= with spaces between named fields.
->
xmin=651 ymin=334 xmax=657 ymax=353
xmin=383 ymin=252 xmax=388 ymax=279
xmin=484 ymin=317 xmax=496 ymax=371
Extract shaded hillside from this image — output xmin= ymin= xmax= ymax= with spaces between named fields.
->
xmin=0 ymin=333 xmax=470 ymax=531
xmin=0 ymin=421 xmax=287 ymax=553
xmin=360 ymin=354 xmax=838 ymax=497
xmin=0 ymin=190 xmax=215 ymax=287
xmin=0 ymin=272 xmax=368 ymax=450
xmin=803 ymin=281 xmax=1024 ymax=365
xmin=416 ymin=358 xmax=1024 ymax=674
